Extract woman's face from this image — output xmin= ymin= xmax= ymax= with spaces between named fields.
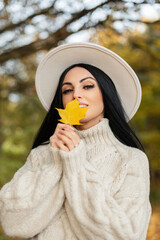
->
xmin=62 ymin=67 xmax=104 ymax=130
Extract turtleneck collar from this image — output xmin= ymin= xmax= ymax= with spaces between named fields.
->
xmin=74 ymin=118 xmax=121 ymax=147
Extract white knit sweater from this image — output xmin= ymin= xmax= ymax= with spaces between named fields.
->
xmin=0 ymin=118 xmax=151 ymax=240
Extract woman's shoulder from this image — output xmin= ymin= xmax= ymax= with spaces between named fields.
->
xmin=128 ymin=147 xmax=148 ymax=161
xmin=26 ymin=143 xmax=56 ymax=168
xmin=30 ymin=143 xmax=50 ymax=156
xmin=126 ymin=146 xmax=150 ymax=173
xmin=116 ymin=139 xmax=148 ymax=165
xmin=127 ymin=146 xmax=146 ymax=157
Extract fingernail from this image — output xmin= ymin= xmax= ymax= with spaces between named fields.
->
xmin=67 ymin=126 xmax=74 ymax=130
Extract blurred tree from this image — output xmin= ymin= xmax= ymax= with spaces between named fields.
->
xmin=91 ymin=19 xmax=160 ymax=201
xmin=0 ymin=1 xmax=160 ymax=239
xmin=0 ymin=0 xmax=160 ymax=63
xmin=0 ymin=0 xmax=159 ymax=187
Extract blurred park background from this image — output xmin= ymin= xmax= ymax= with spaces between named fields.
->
xmin=0 ymin=0 xmax=160 ymax=239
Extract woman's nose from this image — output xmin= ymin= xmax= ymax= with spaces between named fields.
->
xmin=73 ymin=89 xmax=82 ymax=99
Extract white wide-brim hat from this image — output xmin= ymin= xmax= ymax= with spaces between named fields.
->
xmin=35 ymin=42 xmax=141 ymax=120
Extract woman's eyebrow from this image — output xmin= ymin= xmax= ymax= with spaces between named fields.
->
xmin=62 ymin=82 xmax=72 ymax=86
xmin=80 ymin=77 xmax=96 ymax=83
xmin=62 ymin=77 xmax=96 ymax=86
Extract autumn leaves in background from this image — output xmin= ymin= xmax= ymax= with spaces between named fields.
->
xmin=56 ymin=99 xmax=88 ymax=125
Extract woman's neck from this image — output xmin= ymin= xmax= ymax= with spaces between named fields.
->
xmin=75 ymin=115 xmax=104 ymax=131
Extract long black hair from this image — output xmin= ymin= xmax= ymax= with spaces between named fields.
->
xmin=32 ymin=63 xmax=144 ymax=151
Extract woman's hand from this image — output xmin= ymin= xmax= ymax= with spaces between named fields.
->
xmin=50 ymin=123 xmax=80 ymax=152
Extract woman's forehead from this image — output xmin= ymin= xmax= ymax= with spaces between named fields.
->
xmin=63 ymin=66 xmax=95 ymax=82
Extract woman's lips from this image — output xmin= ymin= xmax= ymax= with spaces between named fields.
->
xmin=79 ymin=103 xmax=88 ymax=108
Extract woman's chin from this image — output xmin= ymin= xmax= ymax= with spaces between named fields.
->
xmin=79 ymin=117 xmax=87 ymax=124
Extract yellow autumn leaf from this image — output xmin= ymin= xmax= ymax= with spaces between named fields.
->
xmin=56 ymin=99 xmax=88 ymax=125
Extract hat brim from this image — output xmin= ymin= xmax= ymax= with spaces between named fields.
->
xmin=35 ymin=42 xmax=141 ymax=120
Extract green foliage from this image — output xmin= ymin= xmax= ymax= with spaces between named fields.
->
xmin=0 ymin=2 xmax=160 ymax=239
xmin=0 ymin=79 xmax=46 ymax=187
xmin=94 ymin=23 xmax=160 ymax=203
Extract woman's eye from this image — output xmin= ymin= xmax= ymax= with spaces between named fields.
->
xmin=62 ymin=89 xmax=73 ymax=94
xmin=83 ymin=85 xmax=95 ymax=89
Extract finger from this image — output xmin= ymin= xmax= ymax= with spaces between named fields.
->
xmin=51 ymin=123 xmax=74 ymax=141
xmin=50 ymin=139 xmax=72 ymax=152
xmin=50 ymin=135 xmax=56 ymax=142
xmin=63 ymin=124 xmax=74 ymax=131
xmin=57 ymin=133 xmax=75 ymax=151
xmin=56 ymin=123 xmax=74 ymax=132
xmin=54 ymin=125 xmax=73 ymax=136
xmin=50 ymin=141 xmax=57 ymax=148
xmin=50 ymin=136 xmax=59 ymax=148
xmin=50 ymin=134 xmax=63 ymax=143
xmin=58 ymin=129 xmax=80 ymax=146
xmin=50 ymin=135 xmax=63 ymax=146
xmin=55 ymin=139 xmax=69 ymax=152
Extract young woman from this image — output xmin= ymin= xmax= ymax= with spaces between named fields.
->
xmin=0 ymin=43 xmax=151 ymax=240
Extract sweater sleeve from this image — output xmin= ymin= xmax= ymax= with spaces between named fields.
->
xmin=60 ymin=140 xmax=151 ymax=240
xmin=0 ymin=144 xmax=64 ymax=239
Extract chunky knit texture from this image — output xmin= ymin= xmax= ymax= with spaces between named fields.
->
xmin=0 ymin=118 xmax=151 ymax=240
